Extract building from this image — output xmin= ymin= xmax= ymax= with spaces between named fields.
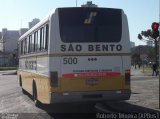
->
xmin=0 ymin=28 xmax=19 ymax=53
xmin=29 ymin=18 xmax=40 ymax=29
xmin=130 ymin=41 xmax=135 ymax=48
xmin=0 ymin=29 xmax=20 ymax=66
xmin=0 ymin=28 xmax=28 ymax=66
xmin=0 ymin=18 xmax=39 ymax=67
xmin=81 ymin=1 xmax=98 ymax=7
xmin=19 ymin=28 xmax=28 ymax=36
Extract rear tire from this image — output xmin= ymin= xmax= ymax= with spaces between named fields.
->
xmin=32 ymin=81 xmax=39 ymax=107
xmin=19 ymin=76 xmax=22 ymax=87
xmin=19 ymin=76 xmax=26 ymax=94
xmin=22 ymin=88 xmax=27 ymax=95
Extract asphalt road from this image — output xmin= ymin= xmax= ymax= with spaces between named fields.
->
xmin=0 ymin=72 xmax=160 ymax=119
xmin=0 ymin=74 xmax=52 ymax=119
xmin=0 ymin=74 xmax=96 ymax=119
xmin=129 ymin=76 xmax=159 ymax=110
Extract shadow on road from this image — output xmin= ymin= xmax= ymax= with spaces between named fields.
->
xmin=35 ymin=101 xmax=160 ymax=119
xmin=37 ymin=102 xmax=96 ymax=119
xmin=38 ymin=102 xmax=95 ymax=113
xmin=104 ymin=101 xmax=160 ymax=113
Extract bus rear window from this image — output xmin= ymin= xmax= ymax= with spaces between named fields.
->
xmin=58 ymin=8 xmax=122 ymax=43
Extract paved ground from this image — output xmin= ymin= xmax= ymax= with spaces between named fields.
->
xmin=130 ymin=78 xmax=159 ymax=110
xmin=131 ymin=66 xmax=158 ymax=80
xmin=131 ymin=65 xmax=160 ymax=76
xmin=131 ymin=66 xmax=144 ymax=76
xmin=130 ymin=66 xmax=159 ymax=110
xmin=0 ymin=70 xmax=160 ymax=119
xmin=0 ymin=74 xmax=96 ymax=119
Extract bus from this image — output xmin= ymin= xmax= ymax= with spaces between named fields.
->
xmin=18 ymin=7 xmax=131 ymax=105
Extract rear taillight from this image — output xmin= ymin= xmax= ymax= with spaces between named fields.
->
xmin=50 ymin=72 xmax=58 ymax=87
xmin=125 ymin=69 xmax=130 ymax=84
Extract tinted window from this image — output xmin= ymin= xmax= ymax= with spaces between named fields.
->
xmin=58 ymin=8 xmax=122 ymax=43
xmin=45 ymin=24 xmax=49 ymax=50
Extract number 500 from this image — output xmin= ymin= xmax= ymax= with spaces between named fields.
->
xmin=63 ymin=57 xmax=78 ymax=64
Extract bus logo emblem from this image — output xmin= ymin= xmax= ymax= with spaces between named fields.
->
xmin=84 ymin=12 xmax=97 ymax=24
xmin=86 ymin=78 xmax=99 ymax=86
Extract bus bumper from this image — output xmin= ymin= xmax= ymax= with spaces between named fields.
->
xmin=50 ymin=89 xmax=131 ymax=103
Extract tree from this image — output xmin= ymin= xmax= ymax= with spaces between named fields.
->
xmin=131 ymin=45 xmax=155 ymax=65
xmin=138 ymin=22 xmax=159 ymax=65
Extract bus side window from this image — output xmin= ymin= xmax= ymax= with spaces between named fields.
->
xmin=34 ymin=31 xmax=38 ymax=52
xmin=40 ymin=27 xmax=45 ymax=51
xmin=27 ymin=37 xmax=29 ymax=54
xmin=22 ymin=40 xmax=24 ymax=55
xmin=28 ymin=36 xmax=30 ymax=53
xmin=32 ymin=33 xmax=35 ymax=52
xmin=44 ymin=24 xmax=49 ymax=50
xmin=29 ymin=35 xmax=32 ymax=53
xmin=21 ymin=40 xmax=23 ymax=55
xmin=38 ymin=29 xmax=41 ymax=51
xmin=23 ymin=39 xmax=25 ymax=54
xmin=17 ymin=42 xmax=20 ymax=56
xmin=24 ymin=38 xmax=27 ymax=54
xmin=24 ymin=39 xmax=26 ymax=54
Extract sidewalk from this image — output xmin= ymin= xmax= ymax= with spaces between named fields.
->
xmin=131 ymin=65 xmax=160 ymax=78
xmin=131 ymin=66 xmax=145 ymax=76
xmin=0 ymin=70 xmax=17 ymax=75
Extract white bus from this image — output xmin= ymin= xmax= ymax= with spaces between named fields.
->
xmin=18 ymin=7 xmax=131 ymax=105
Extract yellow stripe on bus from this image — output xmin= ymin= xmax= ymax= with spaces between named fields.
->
xmin=48 ymin=53 xmax=131 ymax=57
xmin=19 ymin=53 xmax=131 ymax=58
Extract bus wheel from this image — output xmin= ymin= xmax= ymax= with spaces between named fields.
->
xmin=32 ymin=81 xmax=39 ymax=107
xmin=19 ymin=76 xmax=26 ymax=94
xmin=22 ymin=88 xmax=27 ymax=95
xmin=19 ymin=76 xmax=22 ymax=87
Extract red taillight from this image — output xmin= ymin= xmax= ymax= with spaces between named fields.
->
xmin=50 ymin=72 xmax=58 ymax=87
xmin=62 ymin=72 xmax=121 ymax=78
